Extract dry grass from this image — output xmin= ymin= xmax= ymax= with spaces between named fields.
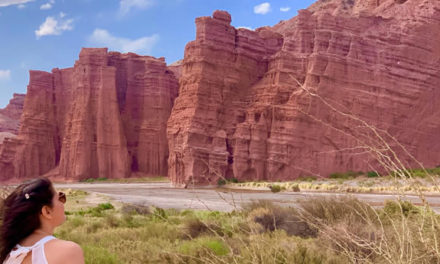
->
xmin=50 ymin=191 xmax=348 ymax=263
xmin=0 ymin=184 xmax=438 ymax=263
xmin=230 ymin=174 xmax=440 ymax=194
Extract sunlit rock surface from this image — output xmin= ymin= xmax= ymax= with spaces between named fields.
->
xmin=0 ymin=48 xmax=178 ymax=181
xmin=167 ymin=1 xmax=440 ymax=186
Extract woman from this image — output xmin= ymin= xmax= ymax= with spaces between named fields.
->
xmin=0 ymin=178 xmax=84 ymax=264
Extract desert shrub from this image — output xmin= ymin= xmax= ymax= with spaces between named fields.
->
xmin=203 ymin=239 xmax=229 ymax=256
xmin=291 ymin=184 xmax=301 ymax=192
xmin=236 ymin=231 xmax=346 ymax=264
xmin=367 ymin=171 xmax=379 ymax=178
xmin=104 ymin=214 xmax=120 ymax=228
xmin=182 ymin=218 xmax=224 ymax=239
xmin=292 ymin=243 xmax=342 ymax=264
xmin=152 ymin=207 xmax=168 ymax=221
xmin=329 ymin=172 xmax=346 ymax=179
xmin=297 ymin=197 xmax=440 ymax=263
xmin=183 ymin=218 xmax=209 ymax=239
xmin=269 ymin=184 xmax=282 ymax=193
xmin=229 ymin=177 xmax=239 ymax=183
xmin=74 ymin=203 xmax=114 ymax=217
xmin=297 ymin=197 xmax=384 ymax=261
xmin=382 ymin=200 xmax=420 ymax=217
xmin=405 ymin=167 xmax=440 ymax=178
xmin=429 ymin=167 xmax=440 ymax=176
xmin=245 ymin=201 xmax=317 ymax=238
xmin=242 ymin=200 xmax=276 ymax=212
xmin=121 ymin=203 xmax=151 ymax=215
xmin=98 ymin=202 xmax=114 ymax=210
xmin=329 ymin=171 xmax=363 ymax=180
xmin=82 ymin=177 xmax=108 ymax=183
xmin=298 ymin=197 xmax=377 ymax=225
xmin=217 ymin=178 xmax=226 ymax=186
xmin=179 ymin=237 xmax=230 ymax=259
xmin=295 ymin=176 xmax=318 ymax=182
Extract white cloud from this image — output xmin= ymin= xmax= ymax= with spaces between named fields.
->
xmin=254 ymin=2 xmax=271 ymax=15
xmin=35 ymin=13 xmax=73 ymax=38
xmin=119 ymin=0 xmax=154 ymax=16
xmin=0 ymin=70 xmax=11 ymax=81
xmin=280 ymin=7 xmax=290 ymax=12
xmin=88 ymin=29 xmax=159 ymax=54
xmin=0 ymin=0 xmax=33 ymax=7
xmin=40 ymin=3 xmax=51 ymax=9
xmin=237 ymin=26 xmax=253 ymax=31
xmin=17 ymin=4 xmax=25 ymax=8
xmin=40 ymin=0 xmax=54 ymax=10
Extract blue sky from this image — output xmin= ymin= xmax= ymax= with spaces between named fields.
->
xmin=0 ymin=0 xmax=315 ymax=107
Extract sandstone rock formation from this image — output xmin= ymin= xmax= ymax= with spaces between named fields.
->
xmin=167 ymin=1 xmax=440 ymax=186
xmin=0 ymin=48 xmax=178 ymax=181
xmin=168 ymin=60 xmax=183 ymax=80
xmin=2 ymin=0 xmax=439 ymax=185
xmin=0 ymin=93 xmax=25 ymax=134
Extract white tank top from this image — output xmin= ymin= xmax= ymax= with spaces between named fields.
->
xmin=3 ymin=236 xmax=56 ymax=264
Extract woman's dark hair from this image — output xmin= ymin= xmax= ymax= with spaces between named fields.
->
xmin=0 ymin=178 xmax=55 ymax=262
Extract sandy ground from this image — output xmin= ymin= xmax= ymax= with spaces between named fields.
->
xmin=54 ymin=182 xmax=440 ymax=213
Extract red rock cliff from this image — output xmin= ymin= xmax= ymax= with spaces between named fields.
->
xmin=167 ymin=1 xmax=440 ymax=186
xmin=0 ymin=93 xmax=25 ymax=134
xmin=0 ymin=48 xmax=178 ymax=181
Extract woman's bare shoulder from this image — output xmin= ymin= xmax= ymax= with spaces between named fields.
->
xmin=45 ymin=239 xmax=84 ymax=264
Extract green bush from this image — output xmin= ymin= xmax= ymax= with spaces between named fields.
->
xmin=98 ymin=203 xmax=114 ymax=210
xmin=179 ymin=237 xmax=229 ymax=257
xmin=367 ymin=171 xmax=379 ymax=178
xmin=291 ymin=184 xmax=301 ymax=192
xmin=182 ymin=218 xmax=210 ymax=239
xmin=295 ymin=176 xmax=318 ymax=182
xmin=152 ymin=207 xmax=168 ymax=221
xmin=81 ymin=177 xmax=108 ymax=183
xmin=329 ymin=171 xmax=363 ymax=180
xmin=269 ymin=184 xmax=282 ymax=193
xmin=245 ymin=201 xmax=317 ymax=238
xmin=203 ymin=239 xmax=229 ymax=256
xmin=217 ymin=179 xmax=227 ymax=186
xmin=298 ymin=197 xmax=377 ymax=225
xmin=229 ymin=177 xmax=239 ymax=183
xmin=383 ymin=200 xmax=420 ymax=217
xmin=72 ymin=203 xmax=114 ymax=217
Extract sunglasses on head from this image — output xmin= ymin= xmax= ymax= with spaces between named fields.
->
xmin=58 ymin=192 xmax=66 ymax=204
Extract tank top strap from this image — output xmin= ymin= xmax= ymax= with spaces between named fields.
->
xmin=3 ymin=236 xmax=56 ymax=264
xmin=32 ymin=236 xmax=56 ymax=264
xmin=33 ymin=236 xmax=56 ymax=246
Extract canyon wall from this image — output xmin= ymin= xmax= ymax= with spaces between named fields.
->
xmin=0 ymin=93 xmax=25 ymax=135
xmin=0 ymin=48 xmax=178 ymax=181
xmin=2 ymin=0 xmax=439 ymax=185
xmin=167 ymin=0 xmax=440 ymax=186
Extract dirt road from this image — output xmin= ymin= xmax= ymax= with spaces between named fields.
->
xmin=55 ymin=182 xmax=440 ymax=212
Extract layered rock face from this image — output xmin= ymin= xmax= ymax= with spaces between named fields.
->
xmin=167 ymin=11 xmax=283 ymax=186
xmin=0 ymin=93 xmax=25 ymax=134
xmin=0 ymin=48 xmax=178 ymax=181
xmin=168 ymin=1 xmax=440 ymax=186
